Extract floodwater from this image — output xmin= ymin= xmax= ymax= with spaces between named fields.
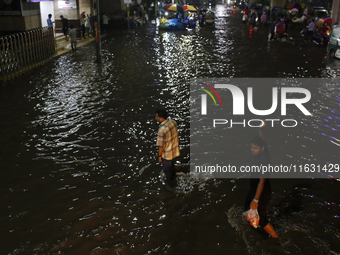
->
xmin=1 ymin=4 xmax=340 ymax=255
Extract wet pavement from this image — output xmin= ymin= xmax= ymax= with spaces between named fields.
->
xmin=54 ymin=33 xmax=96 ymax=56
xmin=1 ymin=4 xmax=340 ymax=255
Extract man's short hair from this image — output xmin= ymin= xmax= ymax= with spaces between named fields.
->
xmin=156 ymin=109 xmax=168 ymax=119
xmin=251 ymin=136 xmax=266 ymax=148
xmin=60 ymin=15 xmax=63 ymax=18
xmin=48 ymin=14 xmax=52 ymax=17
xmin=70 ymin=25 xmax=74 ymax=29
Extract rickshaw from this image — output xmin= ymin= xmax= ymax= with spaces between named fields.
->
xmin=205 ymin=11 xmax=215 ymax=25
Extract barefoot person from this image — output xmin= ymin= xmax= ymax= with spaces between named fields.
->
xmin=245 ymin=120 xmax=279 ymax=238
xmin=69 ymin=25 xmax=77 ymax=52
xmin=155 ymin=109 xmax=180 ymax=185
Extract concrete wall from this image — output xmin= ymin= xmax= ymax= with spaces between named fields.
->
xmin=0 ymin=15 xmax=41 ymax=32
xmin=79 ymin=0 xmax=92 ymax=16
xmin=40 ymin=1 xmax=54 ymax=27
xmin=0 ymin=16 xmax=26 ymax=31
xmin=98 ymin=0 xmax=123 ymax=15
xmin=0 ymin=1 xmax=41 ymax=32
xmin=331 ymin=0 xmax=340 ymax=24
xmin=53 ymin=1 xmax=79 ymax=20
xmin=0 ymin=0 xmax=122 ymax=33
xmin=270 ymin=0 xmax=285 ymax=8
xmin=24 ymin=14 xmax=42 ymax=30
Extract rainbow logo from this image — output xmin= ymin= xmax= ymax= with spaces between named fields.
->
xmin=199 ymin=82 xmax=222 ymax=115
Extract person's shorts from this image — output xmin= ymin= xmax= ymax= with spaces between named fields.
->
xmin=62 ymin=27 xmax=68 ymax=35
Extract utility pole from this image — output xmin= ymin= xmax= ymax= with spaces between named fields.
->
xmin=93 ymin=0 xmax=102 ymax=63
xmin=127 ymin=3 xmax=130 ymax=29
xmin=124 ymin=0 xmax=132 ymax=29
xmin=331 ymin=0 xmax=340 ymax=24
xmin=155 ymin=0 xmax=157 ymax=17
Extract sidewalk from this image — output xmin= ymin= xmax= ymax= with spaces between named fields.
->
xmin=54 ymin=33 xmax=96 ymax=56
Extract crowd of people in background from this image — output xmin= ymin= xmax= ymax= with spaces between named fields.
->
xmin=241 ymin=5 xmax=332 ymax=45
xmin=46 ymin=12 xmax=105 ymax=53
xmin=46 ymin=12 xmax=107 ymax=40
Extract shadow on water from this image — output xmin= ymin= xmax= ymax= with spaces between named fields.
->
xmin=0 ymin=4 xmax=340 ymax=255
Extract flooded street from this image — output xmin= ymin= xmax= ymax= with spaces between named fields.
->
xmin=1 ymin=4 xmax=340 ymax=254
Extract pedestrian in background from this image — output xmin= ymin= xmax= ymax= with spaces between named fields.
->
xmin=303 ymin=7 xmax=308 ymax=16
xmin=261 ymin=12 xmax=267 ymax=24
xmin=85 ymin=14 xmax=90 ymax=37
xmin=80 ymin=13 xmax=86 ymax=39
xmin=47 ymin=14 xmax=54 ymax=27
xmin=305 ymin=19 xmax=315 ymax=42
xmin=269 ymin=19 xmax=276 ymax=41
xmin=102 ymin=13 xmax=109 ymax=33
xmin=89 ymin=14 xmax=93 ymax=35
xmin=60 ymin=15 xmax=68 ymax=41
xmin=69 ymin=25 xmax=77 ymax=53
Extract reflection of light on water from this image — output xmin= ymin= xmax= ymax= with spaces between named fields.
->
xmin=4 ymin=6 xmax=340 ymax=254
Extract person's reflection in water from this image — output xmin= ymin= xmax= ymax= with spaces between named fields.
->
xmin=244 ymin=120 xmax=279 ymax=238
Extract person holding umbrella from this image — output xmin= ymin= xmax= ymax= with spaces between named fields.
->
xmin=241 ymin=8 xmax=250 ymax=23
xmin=164 ymin=4 xmax=184 ymax=21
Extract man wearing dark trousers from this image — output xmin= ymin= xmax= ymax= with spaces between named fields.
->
xmin=245 ymin=120 xmax=279 ymax=238
xmin=155 ymin=109 xmax=180 ymax=186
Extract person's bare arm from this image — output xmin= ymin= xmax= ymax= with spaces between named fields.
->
xmin=259 ymin=119 xmax=266 ymax=141
xmin=250 ymin=178 xmax=266 ymax=209
xmin=158 ymin=146 xmax=164 ymax=163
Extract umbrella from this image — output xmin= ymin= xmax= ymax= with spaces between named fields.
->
xmin=164 ymin=4 xmax=184 ymax=12
xmin=324 ymin=18 xmax=333 ymax=25
xmin=182 ymin=5 xmax=197 ymax=12
xmin=287 ymin=3 xmax=306 ymax=10
xmin=80 ymin=11 xmax=85 ymax=19
xmin=290 ymin=8 xmax=299 ymax=12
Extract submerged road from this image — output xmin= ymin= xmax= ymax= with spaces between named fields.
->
xmin=1 ymin=4 xmax=340 ymax=255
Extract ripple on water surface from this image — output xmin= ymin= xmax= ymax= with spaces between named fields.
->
xmin=0 ymin=4 xmax=340 ymax=255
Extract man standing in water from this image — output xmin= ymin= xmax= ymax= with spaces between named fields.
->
xmin=155 ymin=109 xmax=180 ymax=185
xmin=245 ymin=120 xmax=279 ymax=238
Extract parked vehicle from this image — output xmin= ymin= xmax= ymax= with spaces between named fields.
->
xmin=327 ymin=25 xmax=340 ymax=58
xmin=312 ymin=6 xmax=329 ymax=23
xmin=312 ymin=6 xmax=329 ymax=17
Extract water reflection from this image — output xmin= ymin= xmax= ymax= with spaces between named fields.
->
xmin=0 ymin=4 xmax=340 ymax=255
